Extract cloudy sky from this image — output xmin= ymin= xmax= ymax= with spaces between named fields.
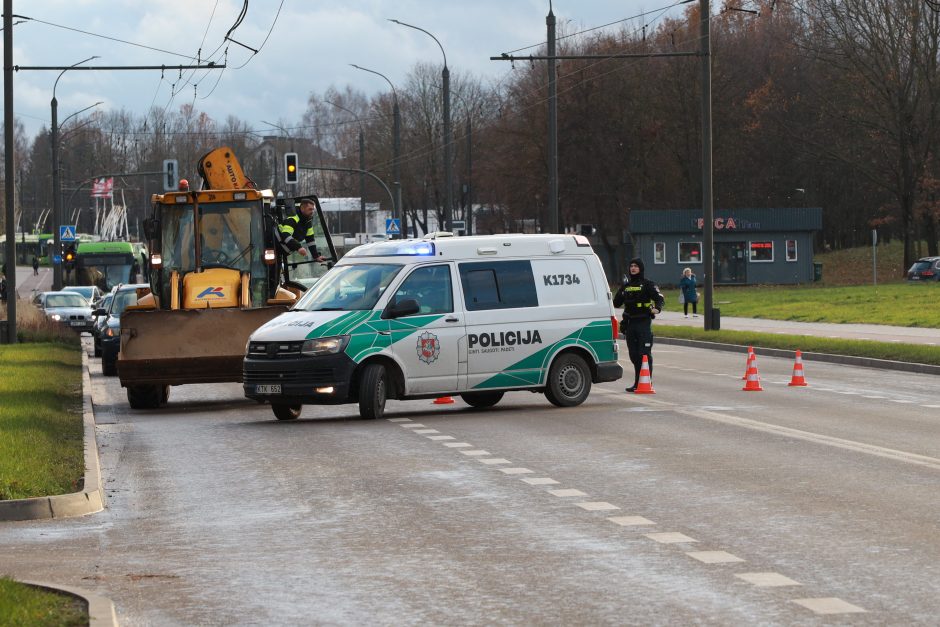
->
xmin=8 ymin=0 xmax=694 ymax=139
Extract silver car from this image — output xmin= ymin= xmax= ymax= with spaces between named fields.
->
xmin=34 ymin=291 xmax=95 ymax=333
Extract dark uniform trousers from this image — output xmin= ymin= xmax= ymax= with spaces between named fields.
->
xmin=624 ymin=316 xmax=653 ymax=386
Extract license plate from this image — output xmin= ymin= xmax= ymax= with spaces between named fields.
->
xmin=70 ymin=321 xmax=85 ymax=326
xmin=255 ymin=384 xmax=281 ymax=394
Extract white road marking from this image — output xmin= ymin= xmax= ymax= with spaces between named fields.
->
xmin=413 ymin=429 xmax=439 ymax=434
xmin=400 ymin=423 xmax=426 ymax=429
xmin=924 ymin=405 xmax=940 ymax=409
xmin=646 ymin=532 xmax=697 ymax=544
xmin=862 ymin=395 xmax=886 ymax=399
xmin=608 ymin=515 xmax=656 ymax=526
xmin=576 ymin=502 xmax=620 ymax=511
xmin=499 ymin=467 xmax=534 ymax=475
xmin=521 ymin=477 xmax=560 ymax=485
xmin=890 ymin=399 xmax=914 ymax=404
xmin=686 ymin=551 xmax=744 ymax=564
xmin=426 ymin=435 xmax=455 ymax=440
xmin=443 ymin=442 xmax=473 ymax=448
xmin=792 ymin=598 xmax=866 ymax=615
xmin=735 ymin=572 xmax=801 ymax=587
xmin=387 ymin=418 xmax=412 ymax=422
xmin=547 ymin=488 xmax=587 ymax=497
xmin=460 ymin=449 xmax=491 ymax=456
xmin=479 ymin=458 xmax=511 ymax=465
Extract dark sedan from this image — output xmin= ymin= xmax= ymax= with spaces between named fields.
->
xmin=94 ymin=283 xmax=149 ymax=376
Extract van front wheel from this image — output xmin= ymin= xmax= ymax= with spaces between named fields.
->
xmin=358 ymin=363 xmax=387 ymax=420
xmin=544 ymin=353 xmax=591 ymax=407
xmin=272 ymin=403 xmax=302 ymax=421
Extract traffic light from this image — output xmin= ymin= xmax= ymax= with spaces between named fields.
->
xmin=63 ymin=245 xmax=76 ymax=274
xmin=284 ymin=153 xmax=298 ymax=184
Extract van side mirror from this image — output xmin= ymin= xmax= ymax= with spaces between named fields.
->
xmin=382 ymin=298 xmax=419 ymax=319
xmin=143 ymin=218 xmax=159 ymax=240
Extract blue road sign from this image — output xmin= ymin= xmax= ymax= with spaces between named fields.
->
xmin=53 ymin=255 xmax=62 ymax=265
xmin=59 ymin=225 xmax=77 ymax=241
xmin=386 ymin=218 xmax=401 ymax=236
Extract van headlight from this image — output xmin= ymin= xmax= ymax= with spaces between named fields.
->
xmin=301 ymin=335 xmax=349 ymax=356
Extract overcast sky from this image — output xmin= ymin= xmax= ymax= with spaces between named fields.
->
xmin=8 ymin=0 xmax=693 ymax=139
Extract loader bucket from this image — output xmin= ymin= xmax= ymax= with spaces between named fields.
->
xmin=117 ymin=306 xmax=288 ymax=387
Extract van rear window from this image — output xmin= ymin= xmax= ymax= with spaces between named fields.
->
xmin=459 ymin=260 xmax=538 ymax=311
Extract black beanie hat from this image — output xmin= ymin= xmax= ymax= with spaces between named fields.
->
xmin=629 ymin=257 xmax=645 ymax=276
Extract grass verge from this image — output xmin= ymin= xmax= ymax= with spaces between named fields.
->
xmin=655 ymin=325 xmax=940 ymax=366
xmin=0 ymin=343 xmax=83 ymax=500
xmin=0 ymin=577 xmax=87 ymax=627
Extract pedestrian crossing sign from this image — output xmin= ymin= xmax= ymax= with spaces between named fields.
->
xmin=386 ymin=218 xmax=401 ymax=236
xmin=60 ymin=225 xmax=77 ymax=241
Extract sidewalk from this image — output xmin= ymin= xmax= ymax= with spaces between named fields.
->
xmin=653 ymin=310 xmax=938 ymax=347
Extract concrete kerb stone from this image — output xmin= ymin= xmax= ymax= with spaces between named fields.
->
xmin=19 ymin=579 xmax=119 ymax=627
xmin=0 ymin=348 xmax=105 ymax=521
xmin=657 ymin=336 xmax=940 ymax=376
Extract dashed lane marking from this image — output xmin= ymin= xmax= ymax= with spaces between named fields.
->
xmin=460 ymin=449 xmax=491 ymax=456
xmin=499 ymin=467 xmax=534 ymax=475
xmin=400 ymin=423 xmax=426 ymax=429
xmin=687 ymin=551 xmax=745 ymax=564
xmin=735 ymin=572 xmax=801 ymax=587
xmin=646 ymin=532 xmax=697 ymax=544
xmin=413 ymin=429 xmax=440 ymax=434
xmin=443 ymin=442 xmax=473 ymax=448
xmin=427 ymin=435 xmax=455 ymax=440
xmin=608 ymin=515 xmax=656 ymax=526
xmin=521 ymin=477 xmax=560 ymax=485
xmin=576 ymin=502 xmax=620 ymax=512
xmin=792 ymin=598 xmax=867 ymax=615
xmin=388 ymin=418 xmax=412 ymax=423
xmin=548 ymin=488 xmax=588 ymax=497
xmin=479 ymin=458 xmax=512 ymax=465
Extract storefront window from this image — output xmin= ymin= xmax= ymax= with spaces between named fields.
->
xmin=678 ymin=241 xmax=702 ymax=263
xmin=749 ymin=241 xmax=774 ymax=262
xmin=654 ymin=242 xmax=666 ymax=264
xmin=786 ymin=239 xmax=797 ymax=262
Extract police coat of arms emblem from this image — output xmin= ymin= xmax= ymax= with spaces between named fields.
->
xmin=416 ymin=331 xmax=440 ymax=364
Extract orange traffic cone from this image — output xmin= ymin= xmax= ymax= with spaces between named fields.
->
xmin=433 ymin=396 xmax=455 ymax=405
xmin=742 ymin=353 xmax=763 ymax=391
xmin=741 ymin=345 xmax=754 ymax=379
xmin=788 ymin=350 xmax=808 ymax=386
xmin=634 ymin=355 xmax=655 ymax=394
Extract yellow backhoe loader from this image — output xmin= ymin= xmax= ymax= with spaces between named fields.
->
xmin=117 ymin=147 xmax=336 ymax=408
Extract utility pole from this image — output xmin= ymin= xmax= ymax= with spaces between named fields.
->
xmin=3 ymin=0 xmax=15 ymax=343
xmin=491 ymin=0 xmax=717 ymax=329
xmin=547 ymin=6 xmax=558 ymax=233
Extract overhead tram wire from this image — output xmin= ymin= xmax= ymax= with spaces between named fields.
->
xmin=14 ymin=15 xmax=195 ymax=59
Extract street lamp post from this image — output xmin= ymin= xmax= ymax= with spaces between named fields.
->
xmin=389 ymin=19 xmax=452 ymax=232
xmin=51 ymin=55 xmax=99 ymax=290
xmin=326 ymin=101 xmax=366 ymax=236
xmin=350 ymin=64 xmax=404 ymax=238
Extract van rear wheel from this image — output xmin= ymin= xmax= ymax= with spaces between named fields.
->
xmin=358 ymin=363 xmax=387 ymax=420
xmin=272 ymin=403 xmax=302 ymax=421
xmin=544 ymin=353 xmax=591 ymax=407
xmin=460 ymin=391 xmax=504 ymax=408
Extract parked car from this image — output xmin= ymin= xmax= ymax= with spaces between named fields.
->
xmin=95 ymin=283 xmax=149 ymax=376
xmin=33 ymin=291 xmax=95 ymax=333
xmin=907 ymin=256 xmax=940 ymax=281
xmin=63 ymin=285 xmax=104 ymax=304
xmin=91 ymin=292 xmax=115 ymax=357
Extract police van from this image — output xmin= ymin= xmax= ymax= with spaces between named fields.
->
xmin=243 ymin=233 xmax=622 ymax=420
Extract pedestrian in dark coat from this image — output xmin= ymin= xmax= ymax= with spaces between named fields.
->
xmin=679 ymin=267 xmax=699 ymax=318
xmin=613 ymin=257 xmax=665 ymax=392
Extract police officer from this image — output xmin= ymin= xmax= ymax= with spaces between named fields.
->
xmin=613 ymin=257 xmax=665 ymax=392
xmin=278 ymin=196 xmax=325 ymax=261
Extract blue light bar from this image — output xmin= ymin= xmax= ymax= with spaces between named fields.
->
xmin=348 ymin=241 xmax=436 ymax=257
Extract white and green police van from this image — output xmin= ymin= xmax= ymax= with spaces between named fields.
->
xmin=243 ymin=233 xmax=623 ymax=420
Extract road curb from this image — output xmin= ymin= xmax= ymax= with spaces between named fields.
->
xmin=657 ymin=336 xmax=940 ymax=376
xmin=0 ymin=348 xmax=104 ymax=521
xmin=18 ymin=579 xmax=119 ymax=627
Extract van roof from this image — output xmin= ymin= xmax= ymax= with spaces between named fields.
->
xmin=343 ymin=233 xmax=594 ymax=261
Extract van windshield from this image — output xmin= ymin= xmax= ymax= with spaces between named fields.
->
xmin=293 ymin=263 xmax=403 ymax=312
